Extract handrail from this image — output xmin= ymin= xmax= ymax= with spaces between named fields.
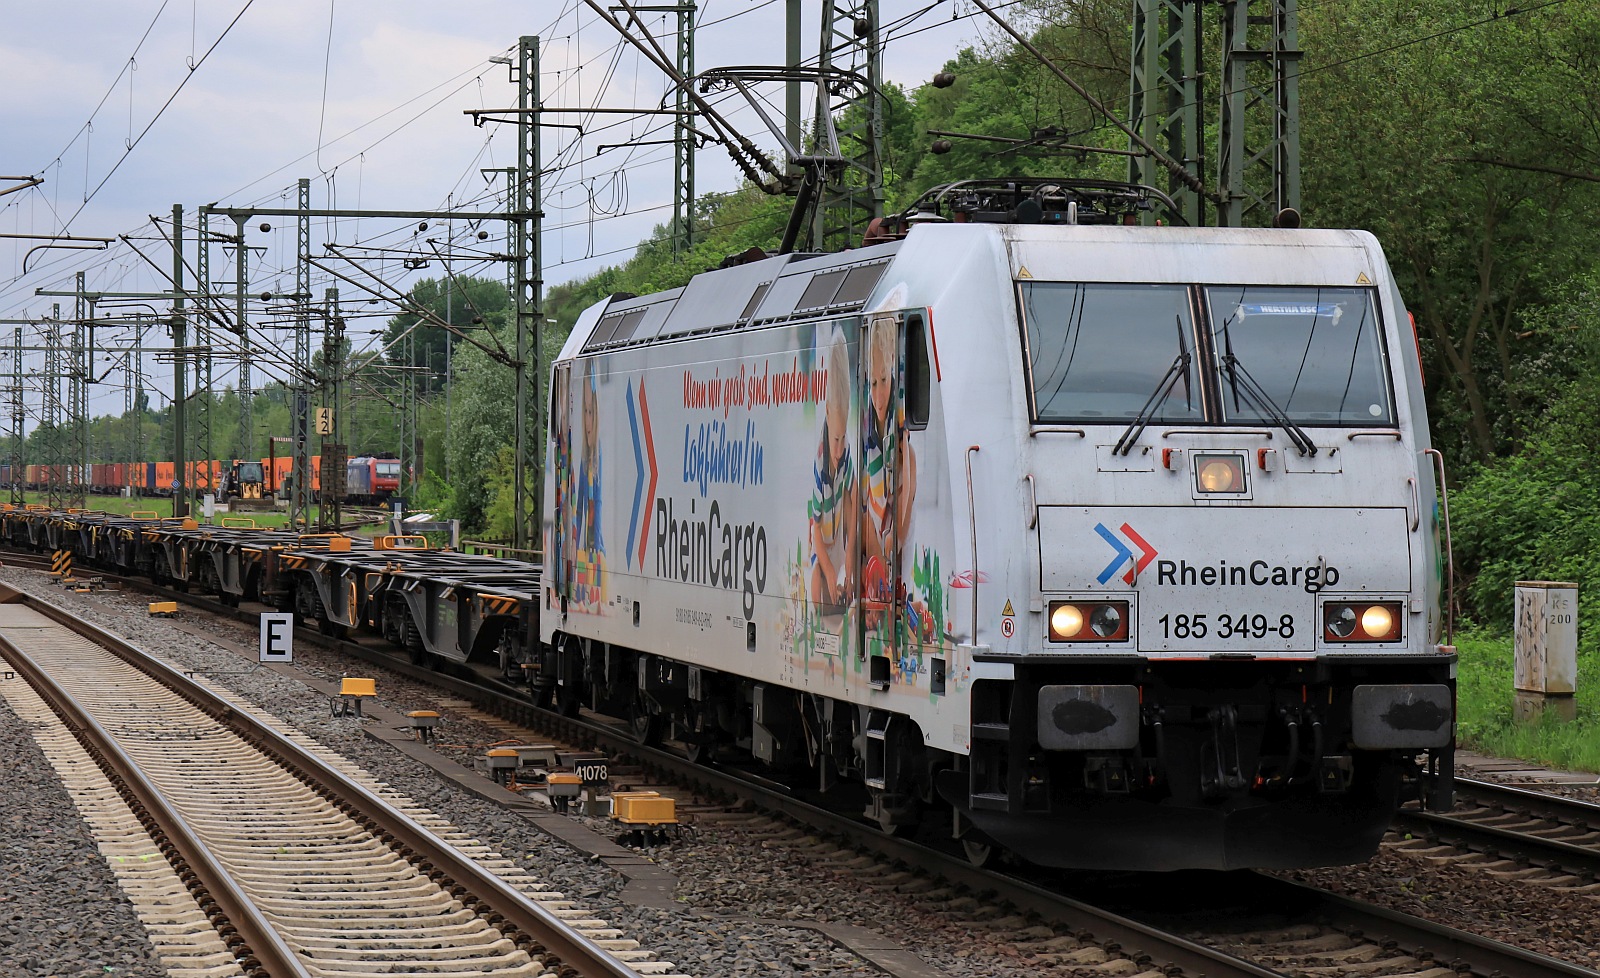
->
xmin=966 ymin=446 xmax=980 ymax=642
xmin=374 ymin=534 xmax=430 ymax=551
xmin=1406 ymin=477 xmax=1419 ymax=532
xmin=1162 ymin=429 xmax=1271 ymax=439
xmin=1348 ymin=431 xmax=1402 ymax=441
xmin=295 ymin=533 xmax=349 ymax=548
xmin=1025 ymin=473 xmax=1038 ymax=530
xmin=1424 ymin=448 xmax=1454 ymax=646
xmin=463 ymin=539 xmax=543 ymax=561
xmin=1028 ymin=425 xmax=1086 ymax=438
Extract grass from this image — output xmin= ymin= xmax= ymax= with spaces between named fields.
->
xmin=1453 ymin=628 xmax=1600 ymax=773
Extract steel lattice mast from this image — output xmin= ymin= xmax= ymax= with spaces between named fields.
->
xmin=813 ymin=0 xmax=885 ymax=251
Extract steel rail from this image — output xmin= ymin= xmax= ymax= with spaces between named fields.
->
xmin=1245 ymin=874 xmax=1600 ymax=978
xmin=0 ymin=589 xmax=311 ymax=978
xmin=1454 ymin=775 xmax=1600 ymax=820
xmin=0 ymin=583 xmax=641 ymax=978
xmin=427 ymin=667 xmax=1600 ymax=978
xmin=1391 ymin=776 xmax=1600 ymax=878
xmin=417 ymin=683 xmax=1289 ymax=978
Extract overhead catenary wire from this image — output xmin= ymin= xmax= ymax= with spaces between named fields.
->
xmin=15 ymin=0 xmax=1545 ymax=443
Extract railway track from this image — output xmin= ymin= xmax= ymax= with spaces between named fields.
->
xmin=5 ymin=552 xmax=1597 ymax=978
xmin=0 ymin=582 xmax=671 ymax=978
xmin=1391 ymin=777 xmax=1600 ymax=884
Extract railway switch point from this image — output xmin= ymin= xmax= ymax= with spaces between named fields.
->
xmin=508 ymin=744 xmax=562 ymax=768
xmin=332 ymin=677 xmax=376 ymax=718
xmin=407 ymin=710 xmax=440 ymax=742
xmin=612 ymin=792 xmax=681 ymax=846
xmin=546 ymin=772 xmax=582 ymax=812
xmin=486 ymin=748 xmax=521 ymax=787
xmin=148 ymin=601 xmax=178 ymax=617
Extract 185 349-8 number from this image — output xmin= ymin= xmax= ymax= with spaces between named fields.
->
xmin=1158 ymin=612 xmax=1296 ymax=640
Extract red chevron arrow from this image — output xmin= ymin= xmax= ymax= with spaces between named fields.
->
xmin=1120 ymin=523 xmax=1158 ymax=585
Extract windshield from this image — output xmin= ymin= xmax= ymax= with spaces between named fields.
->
xmin=1208 ymin=286 xmax=1393 ymax=426
xmin=238 ymin=463 xmax=263 ymax=481
xmin=1021 ymin=283 xmax=1201 ymax=424
xmin=376 ymin=462 xmax=401 ymax=477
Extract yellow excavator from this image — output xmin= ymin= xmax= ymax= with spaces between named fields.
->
xmin=220 ymin=460 xmax=266 ymax=505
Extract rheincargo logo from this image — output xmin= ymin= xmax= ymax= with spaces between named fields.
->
xmin=1095 ymin=522 xmax=1158 ymax=585
xmin=1156 ymin=558 xmax=1340 ymax=594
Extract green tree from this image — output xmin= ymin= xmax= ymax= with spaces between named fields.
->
xmin=381 ymin=275 xmax=511 ymax=394
xmin=1300 ymin=1 xmax=1600 ymax=463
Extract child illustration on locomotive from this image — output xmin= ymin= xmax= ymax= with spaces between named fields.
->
xmin=861 ymin=309 xmax=927 ymax=685
xmin=807 ymin=327 xmax=857 ymax=619
xmin=574 ymin=360 xmax=607 ymax=610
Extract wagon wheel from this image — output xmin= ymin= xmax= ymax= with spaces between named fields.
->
xmin=960 ymin=834 xmax=998 ymax=868
xmin=629 ymin=690 xmax=663 ymax=746
xmin=870 ymin=789 xmax=920 ymax=837
xmin=552 ymin=679 xmax=583 ymax=718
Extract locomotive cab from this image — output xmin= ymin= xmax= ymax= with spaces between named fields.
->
xmin=934 ymin=219 xmax=1453 ymax=870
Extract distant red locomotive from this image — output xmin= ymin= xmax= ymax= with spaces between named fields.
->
xmin=345 ymin=455 xmax=402 ymax=504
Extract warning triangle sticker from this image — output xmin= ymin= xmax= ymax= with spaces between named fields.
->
xmin=1355 ymin=272 xmax=1372 ymax=285
xmin=1002 ymin=599 xmax=1015 ymax=616
xmin=1017 ymin=266 xmax=1033 ymax=279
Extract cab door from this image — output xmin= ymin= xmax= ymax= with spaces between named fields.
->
xmin=859 ymin=312 xmax=906 ymax=684
xmin=857 ymin=310 xmax=933 ymax=688
xmin=550 ymin=361 xmax=574 ymax=607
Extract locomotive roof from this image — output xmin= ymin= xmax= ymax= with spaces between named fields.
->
xmin=578 ymin=241 xmax=902 ymax=355
xmin=570 ymin=222 xmax=1388 ymax=358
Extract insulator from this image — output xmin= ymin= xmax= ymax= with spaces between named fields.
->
xmin=931 ymin=140 xmax=953 ymax=155
xmin=258 ymin=223 xmax=271 ymax=233
xmin=932 ymin=72 xmax=956 ymax=88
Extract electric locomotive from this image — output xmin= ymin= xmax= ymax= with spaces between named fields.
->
xmin=539 ymin=179 xmax=1454 ymax=871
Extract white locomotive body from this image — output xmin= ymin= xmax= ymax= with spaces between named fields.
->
xmin=541 ymin=190 xmax=1454 ymax=871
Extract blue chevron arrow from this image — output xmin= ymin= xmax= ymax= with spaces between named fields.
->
xmin=1094 ymin=522 xmax=1132 ymax=585
xmin=626 ymin=380 xmax=643 ymax=570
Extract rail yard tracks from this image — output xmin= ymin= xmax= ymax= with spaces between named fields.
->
xmin=0 ymin=582 xmax=670 ymax=978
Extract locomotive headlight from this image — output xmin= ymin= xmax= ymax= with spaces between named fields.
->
xmin=1050 ymin=603 xmax=1084 ymax=639
xmin=1048 ymin=601 xmax=1130 ymax=642
xmin=1326 ymin=605 xmax=1357 ymax=639
xmin=1323 ymin=602 xmax=1402 ymax=642
xmin=1360 ymin=604 xmax=1396 ymax=639
xmin=1194 ymin=453 xmax=1246 ymax=494
xmin=1090 ymin=603 xmax=1123 ymax=637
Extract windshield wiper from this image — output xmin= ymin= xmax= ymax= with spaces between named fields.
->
xmin=1120 ymin=321 xmax=1196 ymax=457
xmin=1220 ymin=353 xmax=1317 ymax=456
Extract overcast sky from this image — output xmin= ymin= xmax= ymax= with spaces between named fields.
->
xmin=0 ymin=0 xmax=1002 ymax=427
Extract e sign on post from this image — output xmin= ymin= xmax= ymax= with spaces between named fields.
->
xmin=259 ymin=612 xmax=294 ymax=663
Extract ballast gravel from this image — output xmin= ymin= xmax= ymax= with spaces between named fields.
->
xmin=0 ymin=693 xmax=169 ymax=978
xmin=6 ymin=564 xmax=1600 ymax=977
